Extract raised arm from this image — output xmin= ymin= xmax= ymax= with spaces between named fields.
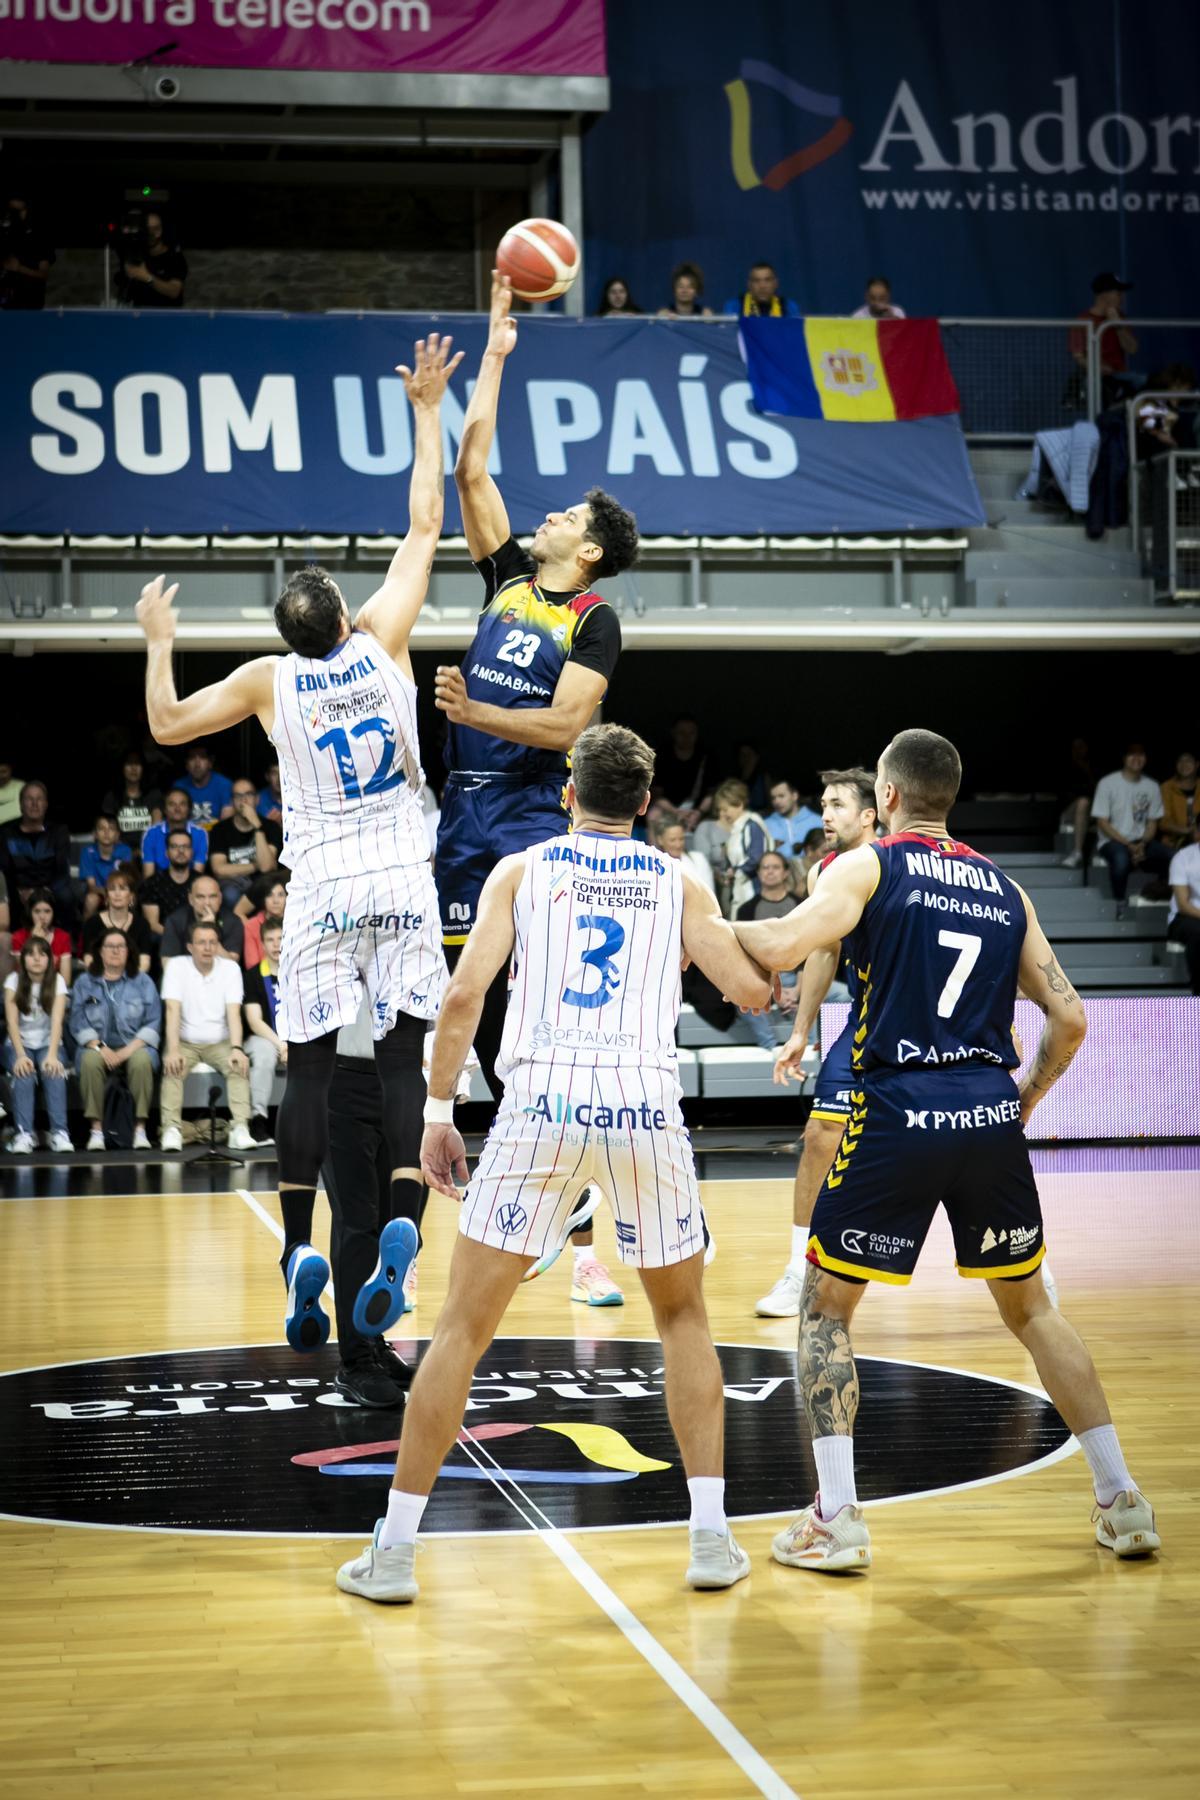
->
xmin=680 ymin=867 xmax=772 ymax=1009
xmin=355 ymin=333 xmax=464 ymax=669
xmin=454 ymin=271 xmax=518 ymax=561
xmin=733 ymin=844 xmax=878 ymax=973
xmin=136 ymin=575 xmax=276 ymax=744
xmin=1015 ymin=887 xmax=1086 ymax=1124
xmin=421 ymin=856 xmax=522 ymax=1196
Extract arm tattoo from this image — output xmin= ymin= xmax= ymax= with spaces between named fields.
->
xmin=1037 ymin=956 xmax=1079 ymax=1005
xmin=1028 ymin=1040 xmax=1080 ymax=1094
xmin=798 ymin=1263 xmax=860 ymax=1439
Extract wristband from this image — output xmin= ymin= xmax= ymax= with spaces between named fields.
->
xmin=423 ymin=1095 xmax=456 ymax=1125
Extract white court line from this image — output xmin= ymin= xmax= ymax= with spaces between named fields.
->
xmin=233 ymin=1185 xmax=801 ymax=1800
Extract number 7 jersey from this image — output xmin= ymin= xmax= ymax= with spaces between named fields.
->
xmin=852 ymin=833 xmax=1026 ymax=1076
xmin=270 ymin=630 xmax=428 ymax=883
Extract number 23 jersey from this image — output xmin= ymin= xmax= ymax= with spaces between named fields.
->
xmin=853 ymin=833 xmax=1026 ymax=1076
xmin=270 ymin=629 xmax=428 ymax=884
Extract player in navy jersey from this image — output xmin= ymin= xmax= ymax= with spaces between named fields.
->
xmin=756 ymin=767 xmax=878 ymax=1317
xmin=734 ymin=728 xmax=1159 ymax=1570
xmin=432 ymin=270 xmax=639 ymax=1307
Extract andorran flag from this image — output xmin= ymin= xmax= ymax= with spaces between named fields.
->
xmin=740 ymin=316 xmax=961 ymax=421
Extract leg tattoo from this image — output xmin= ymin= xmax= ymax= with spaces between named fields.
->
xmin=799 ymin=1264 xmax=860 ymax=1438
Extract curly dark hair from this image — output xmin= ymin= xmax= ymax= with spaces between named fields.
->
xmin=582 ymin=487 xmax=640 ymax=580
xmin=274 ymin=565 xmax=345 ymax=658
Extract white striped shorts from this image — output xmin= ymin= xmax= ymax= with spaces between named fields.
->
xmin=459 ymin=1061 xmax=703 ymax=1269
xmin=277 ymin=862 xmax=445 ymax=1044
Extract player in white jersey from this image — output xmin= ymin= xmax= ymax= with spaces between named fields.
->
xmin=135 ymin=332 xmax=462 ymax=1351
xmin=335 ymin=725 xmax=773 ymax=1605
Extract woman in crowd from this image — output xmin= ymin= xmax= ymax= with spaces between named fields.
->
xmin=3 ymin=936 xmax=71 ymax=1153
xmin=69 ymin=926 xmax=161 ymax=1153
xmin=241 ymin=873 xmax=288 ymax=967
xmin=596 ymin=276 xmax=641 ymax=317
xmin=12 ymin=887 xmax=74 ymax=985
xmin=658 ymin=261 xmax=713 ymax=319
xmin=81 ymin=868 xmax=154 ymax=975
xmin=101 ymin=750 xmax=163 ymax=852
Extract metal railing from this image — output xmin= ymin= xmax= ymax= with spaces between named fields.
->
xmin=938 ymin=318 xmax=1093 ymax=439
xmin=1126 ymin=391 xmax=1200 ymax=547
xmin=1148 ymin=451 xmax=1200 ymax=602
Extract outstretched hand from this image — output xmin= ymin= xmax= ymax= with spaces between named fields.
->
xmin=397 ymin=331 xmax=465 ymax=409
xmin=135 ymin=574 xmax=180 ymax=645
xmin=434 ymin=665 xmax=471 ymax=723
xmin=487 ymin=269 xmax=518 ymax=357
xmin=421 ymin=1121 xmax=470 ymax=1199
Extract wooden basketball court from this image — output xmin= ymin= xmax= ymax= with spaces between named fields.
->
xmin=1 ymin=1151 xmax=1196 ymax=1799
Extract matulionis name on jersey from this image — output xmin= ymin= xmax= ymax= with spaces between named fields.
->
xmin=542 ymin=844 xmax=668 ymax=876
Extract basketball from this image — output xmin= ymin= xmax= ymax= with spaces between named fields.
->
xmin=496 ymin=217 xmax=580 ymax=302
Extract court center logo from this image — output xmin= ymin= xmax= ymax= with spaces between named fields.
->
xmin=0 ymin=1338 xmax=1072 ymax=1538
xmin=725 ymin=60 xmax=854 ymax=192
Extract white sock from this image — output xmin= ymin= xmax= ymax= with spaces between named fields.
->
xmin=687 ymin=1476 xmax=727 ymax=1534
xmin=379 ymin=1487 xmax=428 ymax=1549
xmin=812 ymin=1435 xmax=858 ymax=1518
xmin=789 ymin=1224 xmax=809 ymax=1271
xmin=1078 ymin=1424 xmax=1134 ymax=1507
xmin=573 ymin=1244 xmax=593 ymax=1271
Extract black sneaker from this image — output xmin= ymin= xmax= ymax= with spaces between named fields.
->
xmin=334 ymin=1357 xmax=405 ymax=1409
xmin=250 ymin=1114 xmax=275 ymax=1145
xmin=373 ymin=1337 xmax=413 ymax=1388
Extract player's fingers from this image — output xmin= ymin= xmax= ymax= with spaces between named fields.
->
xmin=395 ymin=364 xmax=413 ymax=381
xmin=453 ymin=1153 xmax=470 ymax=1187
xmin=164 ymin=584 xmax=179 ymax=605
xmin=446 ymin=350 xmax=465 ymax=377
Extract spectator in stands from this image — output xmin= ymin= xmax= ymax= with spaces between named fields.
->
xmin=141 ymin=789 xmax=207 ymax=874
xmin=161 ymin=873 xmax=244 ymax=964
xmin=82 ymin=869 xmax=153 ymax=975
xmin=159 ymin=919 xmax=253 ymax=1153
xmin=735 ymin=741 xmax=771 ymax=814
xmin=655 ymin=716 xmax=710 ymax=827
xmin=102 ymin=752 xmax=163 ymax=851
xmin=0 ymin=871 xmax=10 ymax=982
xmin=0 ymin=758 xmax=22 ymax=827
xmin=725 ymin=262 xmax=800 ymax=319
xmin=1160 ymin=750 xmax=1198 ymax=851
xmin=1060 ymin=736 xmax=1096 ymax=868
xmin=206 ymin=779 xmax=282 ymax=909
xmin=596 ymin=276 xmax=640 ymax=317
xmin=241 ymin=874 xmax=288 ymax=966
xmin=1091 ymin=743 xmax=1172 ymax=918
xmin=244 ymin=917 xmax=285 ymax=1143
xmin=176 ymin=743 xmax=233 ymax=830
xmin=0 ymin=781 xmax=76 ymax=927
xmin=116 ymin=209 xmax=187 ymax=310
xmin=715 ymin=779 xmax=770 ymax=914
xmin=79 ymin=814 xmax=133 ymax=919
xmin=852 ymin=276 xmax=906 ymax=320
xmin=1071 ymin=272 xmax=1138 ymax=406
xmin=3 ymin=937 xmax=71 ymax=1153
xmin=70 ymin=927 xmax=161 ymax=1152
xmin=765 ymin=778 xmax=822 ymax=857
xmin=12 ymin=889 xmax=73 ymax=985
xmin=654 ymin=814 xmax=716 ymax=893
xmin=659 ymin=262 xmax=713 ymax=319
xmin=140 ymin=828 xmax=200 ymax=941
xmin=0 ymin=194 xmax=54 ymax=311
xmin=737 ymin=850 xmax=800 ymax=1050
xmin=794 ymin=826 xmax=828 ymax=889
xmin=1167 ymin=814 xmax=1200 ymax=994
xmin=1134 ymin=367 xmax=1197 ymax=461
xmin=256 ymin=761 xmax=283 ymax=824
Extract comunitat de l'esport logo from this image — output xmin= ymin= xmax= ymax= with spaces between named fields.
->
xmin=0 ymin=1338 xmax=1071 ymax=1537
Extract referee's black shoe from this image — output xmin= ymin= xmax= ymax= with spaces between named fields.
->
xmin=373 ymin=1336 xmax=413 ymax=1389
xmin=334 ymin=1353 xmax=405 ymax=1410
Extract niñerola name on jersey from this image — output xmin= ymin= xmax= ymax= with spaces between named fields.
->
xmin=907 ymin=850 xmax=1012 ymax=923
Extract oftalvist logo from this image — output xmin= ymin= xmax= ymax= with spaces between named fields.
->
xmin=724 ymin=59 xmax=853 ymax=192
xmin=293 ymin=1420 xmax=672 ymax=1486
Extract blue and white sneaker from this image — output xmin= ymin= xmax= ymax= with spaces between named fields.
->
xmin=284 ymin=1244 xmax=330 ymax=1353
xmin=353 ymin=1218 xmax=420 ymax=1337
xmin=336 ymin=1520 xmax=419 ymax=1604
xmin=520 ymin=1186 xmax=602 ymax=1283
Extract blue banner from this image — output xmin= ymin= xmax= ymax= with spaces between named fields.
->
xmin=0 ymin=312 xmax=983 ymax=537
xmin=583 ymin=0 xmax=1200 ymax=320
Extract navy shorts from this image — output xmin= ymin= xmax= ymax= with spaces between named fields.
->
xmin=807 ymin=1068 xmax=1045 ymax=1285
xmin=809 ymin=1020 xmax=857 ymax=1123
xmin=436 ymin=775 xmax=567 ymax=943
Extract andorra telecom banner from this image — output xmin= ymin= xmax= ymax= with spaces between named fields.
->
xmin=0 ymin=0 xmax=607 ymax=77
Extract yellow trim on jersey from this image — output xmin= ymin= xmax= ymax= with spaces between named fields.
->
xmin=807 ymin=1234 xmax=913 ymax=1286
xmin=486 ymin=579 xmax=608 ymax=656
xmin=956 ymin=1244 xmax=1046 ymax=1281
xmin=442 ymin=932 xmax=469 ymax=947
xmin=864 ymin=841 xmax=883 ymax=903
xmin=810 ymin=1107 xmax=851 ymax=1122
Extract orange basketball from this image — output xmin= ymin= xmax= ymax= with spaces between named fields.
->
xmin=496 ymin=217 xmax=580 ymax=302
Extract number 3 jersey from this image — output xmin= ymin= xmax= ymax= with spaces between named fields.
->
xmin=853 ymin=833 xmax=1026 ymax=1077
xmin=270 ymin=629 xmax=428 ymax=884
xmin=497 ymin=831 xmax=684 ymax=1081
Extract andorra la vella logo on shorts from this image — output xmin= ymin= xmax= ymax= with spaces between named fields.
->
xmin=0 ymin=1337 xmax=1072 ymax=1537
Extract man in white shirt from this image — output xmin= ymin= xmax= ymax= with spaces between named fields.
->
xmin=765 ymin=778 xmax=823 ymax=857
xmin=1091 ymin=745 xmax=1173 ymax=918
xmin=159 ymin=918 xmax=252 ymax=1151
xmin=852 ymin=276 xmax=906 ymax=319
xmin=1167 ymin=816 xmax=1200 ymax=993
xmin=655 ymin=815 xmax=715 ymax=893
